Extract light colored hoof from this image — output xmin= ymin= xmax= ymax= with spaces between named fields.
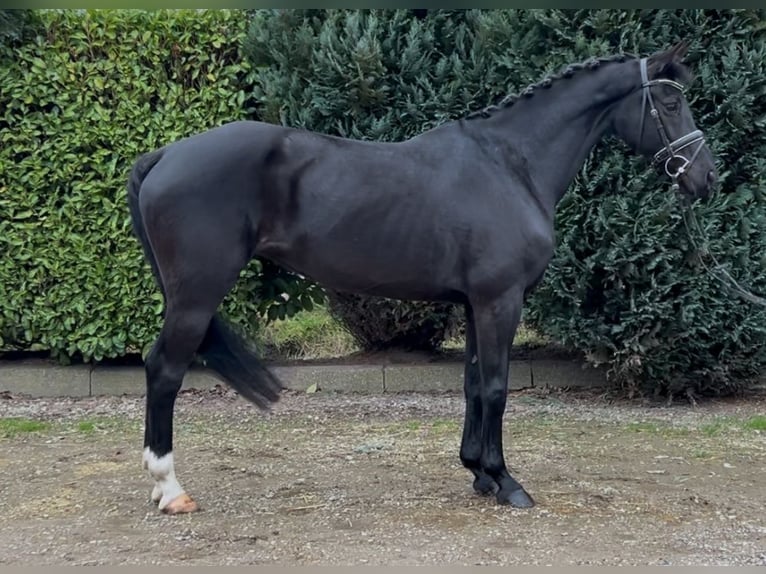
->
xmin=161 ymin=493 xmax=199 ymax=515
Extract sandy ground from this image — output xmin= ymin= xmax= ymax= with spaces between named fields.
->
xmin=0 ymin=386 xmax=764 ymax=565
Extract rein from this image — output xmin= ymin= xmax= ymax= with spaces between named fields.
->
xmin=680 ymin=204 xmax=766 ymax=307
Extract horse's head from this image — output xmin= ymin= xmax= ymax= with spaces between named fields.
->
xmin=612 ymin=41 xmax=717 ymax=200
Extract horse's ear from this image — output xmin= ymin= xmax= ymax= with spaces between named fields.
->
xmin=668 ymin=39 xmax=690 ymax=62
xmin=649 ymin=40 xmax=692 ymax=82
xmin=651 ymin=40 xmax=689 ymax=66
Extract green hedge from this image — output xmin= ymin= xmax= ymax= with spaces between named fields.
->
xmin=3 ymin=9 xmax=765 ymax=398
xmin=0 ymin=9 xmax=318 ymax=362
xmin=244 ymin=9 xmax=766 ymax=396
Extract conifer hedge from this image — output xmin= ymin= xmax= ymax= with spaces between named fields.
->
xmin=245 ymin=9 xmax=766 ymax=396
xmin=1 ymin=9 xmax=40 ymax=50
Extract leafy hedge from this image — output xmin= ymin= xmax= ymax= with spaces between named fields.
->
xmin=244 ymin=9 xmax=766 ymax=396
xmin=0 ymin=9 xmax=318 ymax=362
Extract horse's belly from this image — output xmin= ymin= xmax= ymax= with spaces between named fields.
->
xmin=261 ymin=234 xmax=461 ymax=302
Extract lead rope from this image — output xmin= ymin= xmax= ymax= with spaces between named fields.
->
xmin=680 ymin=201 xmax=766 ymax=307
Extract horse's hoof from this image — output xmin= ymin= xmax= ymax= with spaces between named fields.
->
xmin=497 ymin=487 xmax=535 ymax=508
xmin=473 ymin=474 xmax=498 ymax=496
xmin=161 ymin=493 xmax=199 ymax=515
xmin=151 ymin=484 xmax=162 ymax=504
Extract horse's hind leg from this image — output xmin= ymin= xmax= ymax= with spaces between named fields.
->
xmin=459 ymin=303 xmax=497 ymax=496
xmin=142 ymin=305 xmax=212 ymax=514
xmin=141 ymin=212 xmax=248 ymax=514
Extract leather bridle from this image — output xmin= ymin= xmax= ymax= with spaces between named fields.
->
xmin=639 ymin=58 xmax=762 ymax=308
xmin=638 ymin=57 xmax=706 ymax=191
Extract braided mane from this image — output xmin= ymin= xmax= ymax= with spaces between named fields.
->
xmin=466 ymin=53 xmax=636 ymax=120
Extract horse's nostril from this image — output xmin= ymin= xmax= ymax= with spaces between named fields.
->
xmin=706 ymin=170 xmax=717 ymax=186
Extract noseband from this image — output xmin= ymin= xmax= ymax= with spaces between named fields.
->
xmin=639 ymin=57 xmax=705 ymax=191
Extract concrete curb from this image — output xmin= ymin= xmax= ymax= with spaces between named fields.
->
xmin=0 ymin=358 xmax=610 ymax=398
xmin=0 ymin=364 xmax=91 ymax=398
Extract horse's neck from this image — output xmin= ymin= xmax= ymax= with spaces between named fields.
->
xmin=479 ymin=61 xmax=639 ymax=217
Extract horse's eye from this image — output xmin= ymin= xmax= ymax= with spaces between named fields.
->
xmin=665 ymin=101 xmax=680 ymax=114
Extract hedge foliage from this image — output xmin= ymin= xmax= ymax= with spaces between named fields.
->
xmin=0 ymin=9 xmax=40 ymax=49
xmin=0 ymin=9 xmax=319 ymax=362
xmin=244 ymin=9 xmax=477 ymax=351
xmin=244 ymin=9 xmax=766 ymax=396
xmin=517 ymin=10 xmax=766 ymax=398
xmin=3 ymin=9 xmax=765 ymax=397
xmin=327 ymin=291 xmax=460 ymax=352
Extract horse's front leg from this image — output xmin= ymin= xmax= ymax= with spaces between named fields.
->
xmin=471 ymin=288 xmax=534 ymax=508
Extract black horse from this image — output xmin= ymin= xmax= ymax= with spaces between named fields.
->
xmin=127 ymin=42 xmax=717 ymax=514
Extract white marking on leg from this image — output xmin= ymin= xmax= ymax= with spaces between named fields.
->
xmin=142 ymin=452 xmax=163 ymax=503
xmin=143 ymin=447 xmax=185 ymax=510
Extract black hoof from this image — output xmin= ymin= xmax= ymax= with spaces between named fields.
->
xmin=473 ymin=474 xmax=498 ymax=496
xmin=497 ymin=487 xmax=535 ymax=508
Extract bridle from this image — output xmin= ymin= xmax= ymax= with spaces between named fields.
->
xmin=638 ymin=57 xmax=706 ymax=191
xmin=638 ymin=57 xmax=765 ymax=307
xmin=638 ymin=57 xmax=765 ymax=308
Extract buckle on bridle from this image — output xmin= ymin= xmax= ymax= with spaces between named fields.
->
xmin=654 ymin=130 xmax=706 ymax=184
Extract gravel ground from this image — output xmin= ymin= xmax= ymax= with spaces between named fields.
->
xmin=0 ymin=386 xmax=764 ymax=565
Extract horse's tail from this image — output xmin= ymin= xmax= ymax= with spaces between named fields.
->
xmin=197 ymin=314 xmax=283 ymax=409
xmin=126 ymin=149 xmax=283 ymax=410
xmin=127 ymin=149 xmax=166 ymax=297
